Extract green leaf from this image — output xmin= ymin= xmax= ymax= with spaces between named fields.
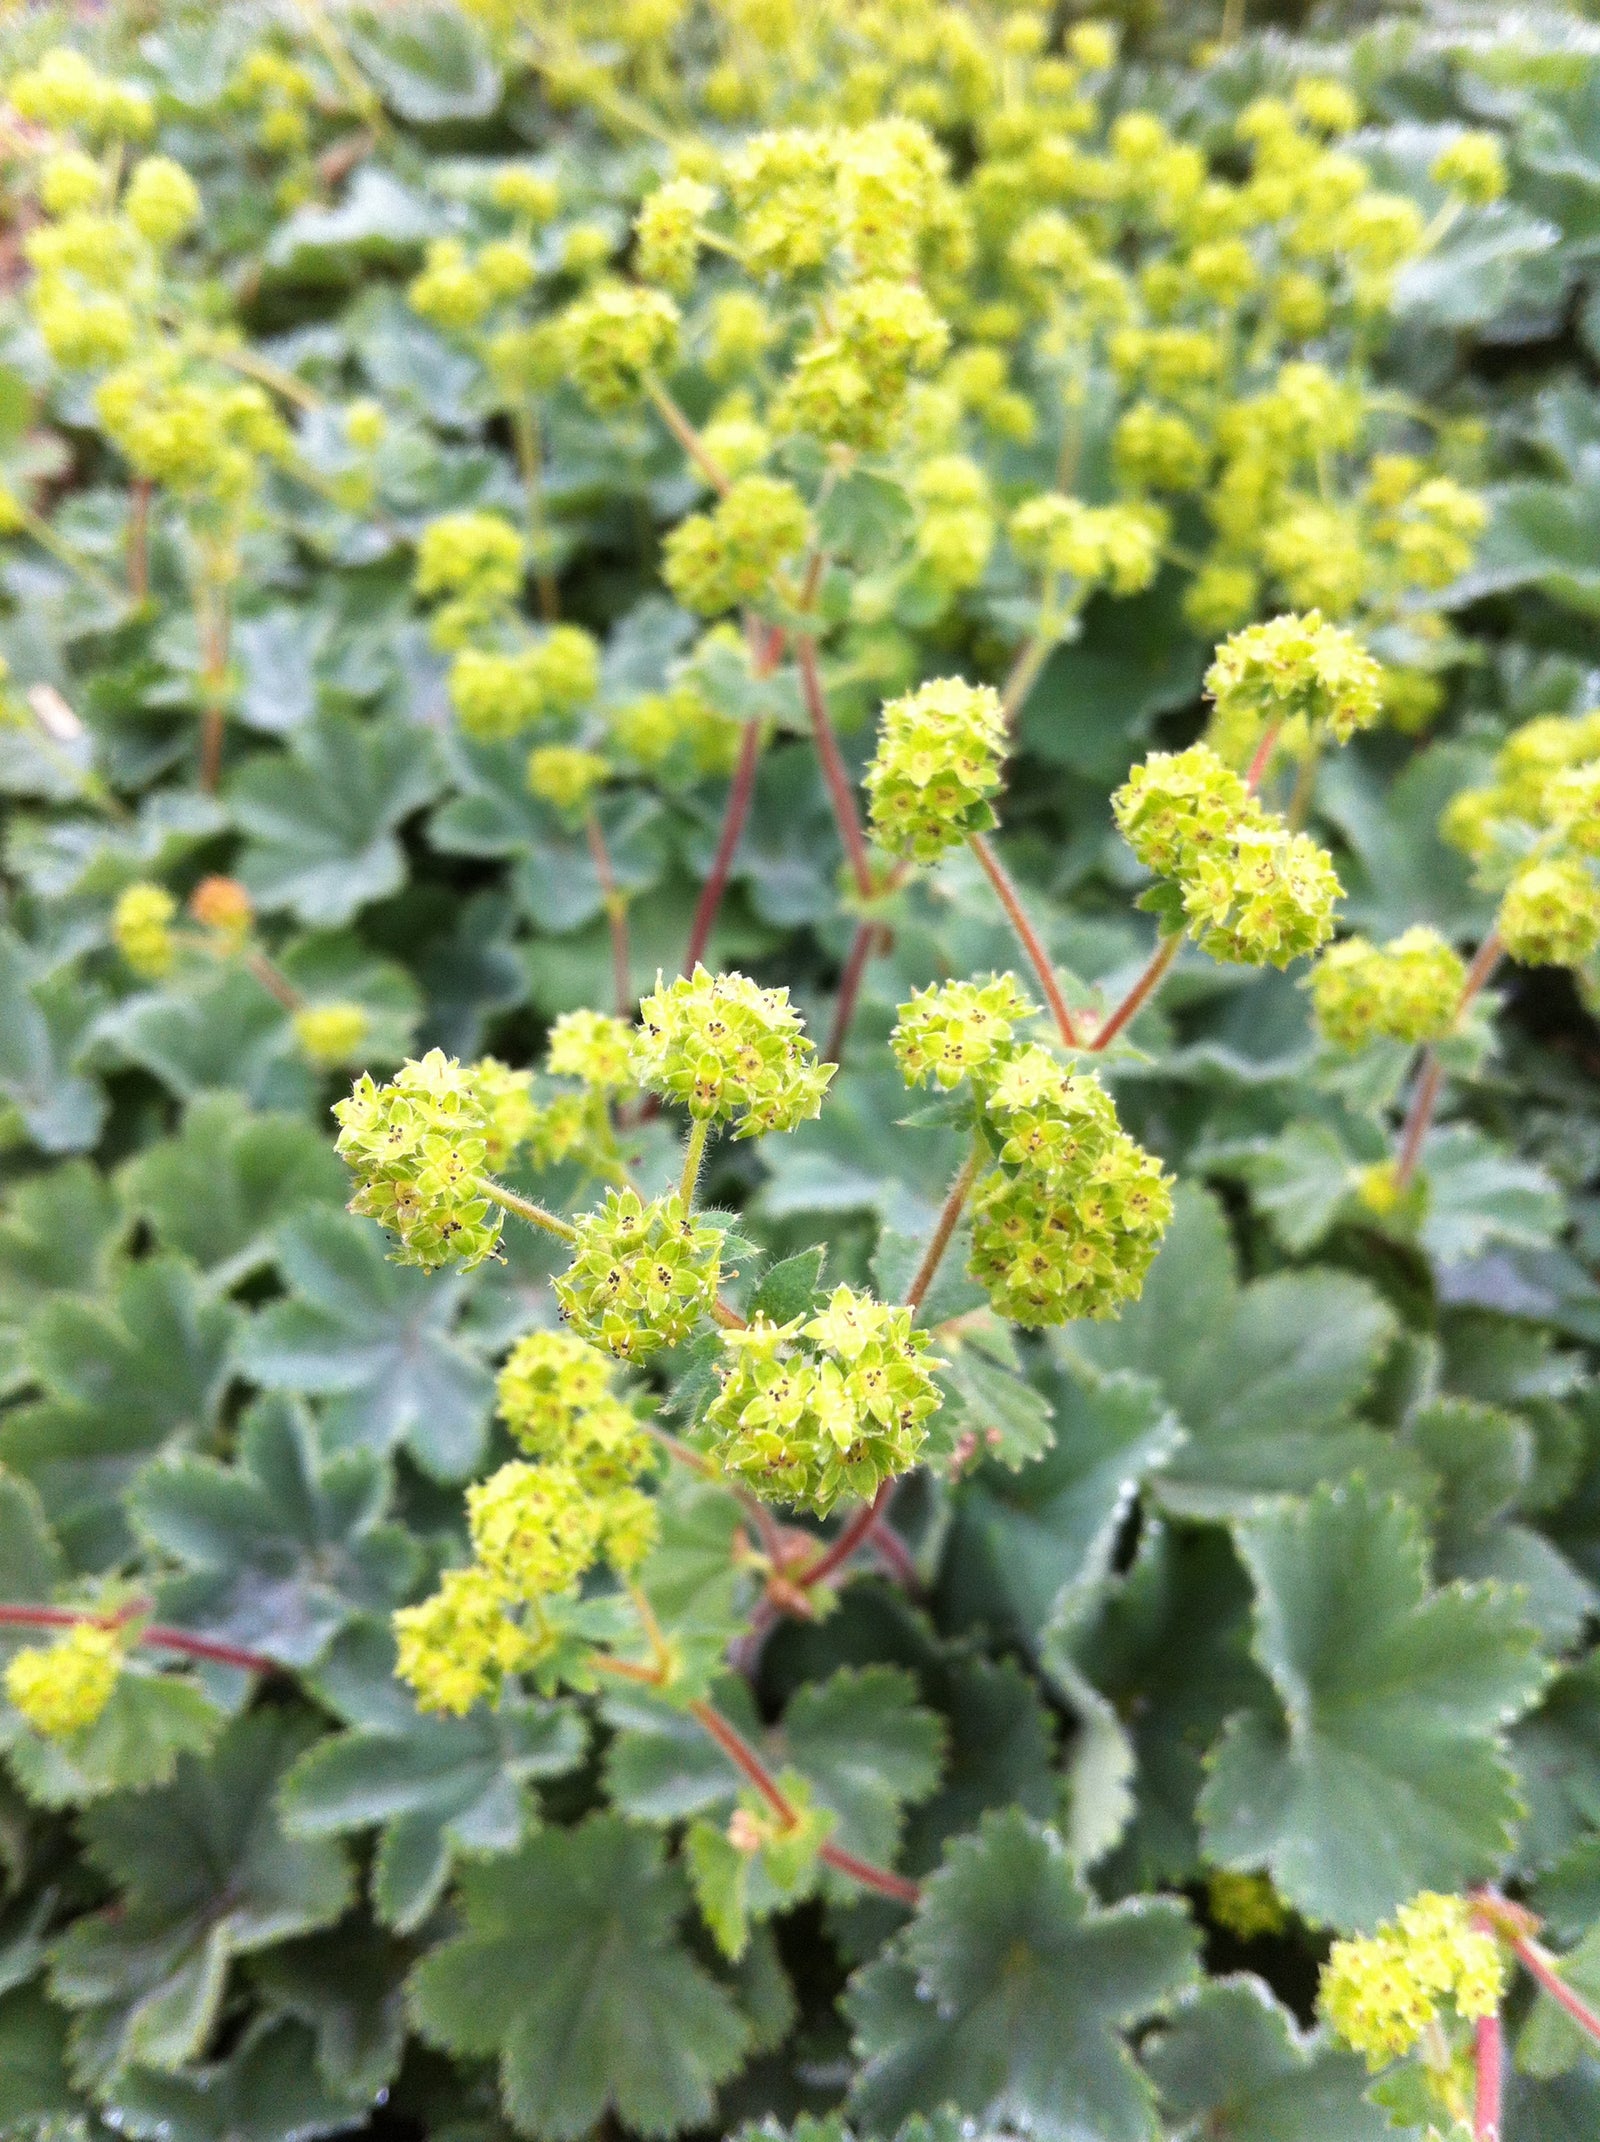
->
xmin=129 ymin=1397 xmax=419 ymax=1668
xmin=407 ymin=1812 xmax=751 ymax=2140
xmin=0 ymin=1981 xmax=78 ymax=2131
xmin=748 ymin=1248 xmax=827 ymax=1324
xmin=1419 ymin=1126 xmax=1566 ymax=1265
xmin=1404 ymin=1397 xmax=1594 ymax=1650
xmin=97 ymin=965 xmax=310 ymax=1111
xmin=780 ymin=1667 xmax=944 ymax=1884
xmin=0 ymin=1470 xmax=64 ymax=1601
xmin=1317 ymin=742 xmax=1496 ymax=941
xmin=0 ymin=1159 xmax=122 ymax=1397
xmin=118 ymin=1097 xmax=346 ymax=1286
xmin=4 ymin=1670 xmax=223 ymax=1809
xmin=235 ymin=1208 xmax=493 ymax=1481
xmin=846 ymin=1809 xmax=1198 ymax=2142
xmin=815 ymin=472 xmax=915 ymax=565
xmin=106 ymin=2018 xmax=367 ymax=2142
xmin=1199 ymin=1479 xmax=1547 ymax=1927
xmin=1019 ymin=571 xmax=1206 ymax=782
xmin=249 ymin=1923 xmax=409 ymax=2101
xmin=281 ymin=1627 xmax=585 ymax=1933
xmin=265 ymin=169 xmax=440 ymax=286
xmin=49 ymin=1712 xmax=352 ymax=2087
xmin=229 ymin=714 xmax=442 ymax=926
xmin=1449 ymin=475 xmax=1600 ymax=618
xmin=939 ymin=1367 xmax=1180 ymax=1644
xmin=1142 ymin=1976 xmax=1392 ymax=2141
xmin=1070 ymin=1525 xmax=1270 ymax=1890
xmin=345 ymin=5 xmax=502 ymax=121
xmin=1205 ymin=1119 xmax=1366 ymax=1256
xmin=930 ymin=1321 xmax=1057 ymax=1474
xmin=2 ymin=1259 xmax=238 ymax=1558
xmin=0 ymin=930 xmax=105 ymax=1154
xmin=1068 ymin=1186 xmax=1405 ymax=1518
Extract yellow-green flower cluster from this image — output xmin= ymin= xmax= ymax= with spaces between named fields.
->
xmin=554 ymin=1188 xmax=723 ymax=1358
xmin=1205 ymin=611 xmax=1384 ymax=758
xmin=394 ymin=1566 xmax=536 ymax=1718
xmin=1441 ymin=710 xmax=1600 ymax=866
xmin=1207 ymin=1869 xmax=1289 ymax=1941
xmin=4 ymin=1621 xmax=123 ymax=1739
xmin=608 ymin=684 xmax=743 ymax=782
xmin=632 ymin=967 xmax=832 ymax=1136
xmin=1440 ymin=711 xmax=1600 ymax=968
xmin=1009 ymin=493 xmax=1166 ymax=596
xmin=94 ymin=361 xmax=291 ymax=504
xmin=547 ymin=1010 xmax=636 ymax=1092
xmin=528 ymin=744 xmax=610 ymax=814
xmin=9 ymin=47 xmax=152 ymax=140
xmin=911 ymin=454 xmax=996 ymax=593
xmin=334 ymin=1050 xmax=537 ymax=1271
xmin=113 ymin=881 xmax=178 ymax=979
xmin=224 ymin=47 xmax=318 ymax=158
xmin=1320 ymin=1893 xmax=1504 ymax=2070
xmin=705 ymin=1285 xmax=942 ymax=1511
xmin=661 ymin=476 xmax=810 ymax=615
xmin=1498 ymin=858 xmax=1600 ymax=969
xmin=1431 ymin=131 xmax=1508 ymax=205
xmin=414 ymin=510 xmax=527 ymax=642
xmin=865 ymin=676 xmax=1008 ymax=862
xmin=293 ymin=1002 xmax=372 ymax=1070
xmin=775 ymin=277 xmax=950 ymax=450
xmin=1112 ymin=741 xmax=1342 ymax=969
xmin=968 ymin=1046 xmax=1173 ymax=1325
xmin=449 ymin=628 xmax=600 ymax=741
xmin=891 ymin=974 xmax=1034 ymax=1090
xmin=562 ymin=280 xmax=681 ymax=410
xmin=636 ymin=175 xmax=717 ymax=291
xmin=1308 ymin=927 xmax=1466 ymax=1051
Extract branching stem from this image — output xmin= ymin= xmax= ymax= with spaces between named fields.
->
xmin=478 ymin=1181 xmax=579 ymax=1242
xmin=1394 ymin=931 xmax=1504 ymax=1189
xmin=644 ymin=379 xmax=730 ymax=494
xmin=1090 ymin=933 xmax=1182 ymax=1051
xmin=904 ymin=1149 xmax=980 ymax=1317
xmin=684 ymin=718 xmax=762 ymax=974
xmin=679 ymin=1118 xmax=710 ymax=1208
xmin=1473 ymin=2011 xmax=1502 ymax=2142
xmin=584 ymin=811 xmax=632 ymax=1018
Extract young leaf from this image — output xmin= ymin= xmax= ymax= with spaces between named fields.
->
xmin=1199 ymin=1479 xmax=1548 ymax=1927
xmin=780 ymin=1666 xmax=945 ymax=1882
xmin=846 ymin=1808 xmax=1198 ymax=2142
xmin=407 ymin=1812 xmax=751 ymax=2140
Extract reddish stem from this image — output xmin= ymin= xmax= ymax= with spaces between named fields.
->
xmin=904 ymin=1151 xmax=979 ymax=1316
xmin=127 ymin=478 xmax=151 ymax=603
xmin=684 ymin=720 xmax=762 ymax=974
xmin=1393 ymin=930 xmax=1504 ymax=1190
xmin=1473 ymin=2011 xmax=1503 ymax=2142
xmin=796 ymin=635 xmax=874 ymax=900
xmin=823 ymin=919 xmax=879 ymax=1067
xmin=1511 ymin=1934 xmax=1600 ymax=2045
xmin=0 ymin=1600 xmax=276 ymax=1676
xmin=585 ymin=812 xmax=633 ymax=1018
xmin=687 ymin=1695 xmax=920 ymax=1905
xmin=1090 ymin=933 xmax=1182 ymax=1052
xmin=799 ymin=1480 xmax=895 ymax=1592
xmin=245 ymin=948 xmax=303 ymax=1012
xmin=969 ymin=834 xmax=1080 ymax=1048
xmin=1245 ymin=720 xmax=1283 ymax=793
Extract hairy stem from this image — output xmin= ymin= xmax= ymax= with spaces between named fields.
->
xmin=679 ymin=1118 xmax=710 ymax=1208
xmin=210 ymin=339 xmax=323 ymax=411
xmin=1512 ymin=1935 xmax=1600 ymax=2044
xmin=1473 ymin=2011 xmax=1503 ymax=2142
xmin=478 ymin=1181 xmax=579 ymax=1241
xmin=904 ymin=1149 xmax=980 ymax=1317
xmin=244 ymin=949 xmax=303 ymax=1012
xmin=197 ymin=575 xmax=231 ymax=795
xmin=684 ymin=719 xmax=762 ymax=974
xmin=969 ymin=833 xmax=1080 ymax=1047
xmin=644 ymin=379 xmax=730 ymax=495
xmin=796 ymin=635 xmax=875 ymax=900
xmin=0 ymin=1600 xmax=277 ymax=1676
xmin=1000 ymin=627 xmax=1054 ymax=729
xmin=584 ymin=811 xmax=633 ymax=1017
xmin=686 ymin=1695 xmax=921 ymax=1905
xmin=1244 ymin=720 xmax=1283 ymax=793
xmin=511 ymin=403 xmax=559 ymax=622
xmin=1090 ymin=932 xmax=1182 ymax=1051
xmin=126 ymin=478 xmax=151 ymax=603
xmin=711 ymin=1298 xmax=748 ymax=1330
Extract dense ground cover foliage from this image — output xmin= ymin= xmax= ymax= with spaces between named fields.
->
xmin=1 ymin=1 xmax=1600 ymax=2138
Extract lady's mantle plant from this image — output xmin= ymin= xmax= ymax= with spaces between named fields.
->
xmin=0 ymin=8 xmax=1598 ymax=2142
